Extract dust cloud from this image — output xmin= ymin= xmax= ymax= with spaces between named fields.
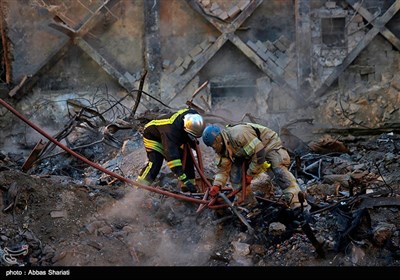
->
xmin=95 ymin=186 xmax=217 ymax=266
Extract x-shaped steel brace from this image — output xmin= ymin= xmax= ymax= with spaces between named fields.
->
xmin=14 ymin=0 xmax=140 ymax=99
xmin=167 ymin=0 xmax=303 ymax=105
xmin=312 ymin=0 xmax=400 ymax=99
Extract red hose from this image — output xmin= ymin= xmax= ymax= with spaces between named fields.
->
xmin=0 ymin=98 xmax=208 ymax=204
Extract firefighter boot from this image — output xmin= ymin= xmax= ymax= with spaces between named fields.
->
xmin=181 ymin=179 xmax=197 ymax=193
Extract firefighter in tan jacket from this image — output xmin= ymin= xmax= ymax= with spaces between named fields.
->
xmin=202 ymin=123 xmax=306 ymax=209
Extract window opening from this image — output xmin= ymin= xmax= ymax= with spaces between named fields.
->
xmin=321 ymin=17 xmax=346 ymax=48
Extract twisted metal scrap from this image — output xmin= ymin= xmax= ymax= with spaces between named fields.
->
xmin=0 ymin=244 xmax=29 ymax=266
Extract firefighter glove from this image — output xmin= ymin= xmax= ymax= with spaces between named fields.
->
xmin=209 ymin=185 xmax=221 ymax=197
xmin=245 ymin=175 xmax=253 ymax=185
xmin=261 ymin=161 xmax=271 ymax=172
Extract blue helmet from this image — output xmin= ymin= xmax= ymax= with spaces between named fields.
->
xmin=202 ymin=124 xmax=221 ymax=147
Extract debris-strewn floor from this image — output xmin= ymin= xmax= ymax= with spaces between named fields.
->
xmin=0 ymin=131 xmax=399 ymax=267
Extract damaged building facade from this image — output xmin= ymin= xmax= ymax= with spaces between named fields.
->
xmin=0 ymin=0 xmax=400 ymax=268
xmin=0 ymin=0 xmax=400 ymax=152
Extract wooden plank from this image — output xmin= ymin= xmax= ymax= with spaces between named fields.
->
xmin=21 ymin=139 xmax=46 ymax=172
xmin=359 ymin=197 xmax=400 ymax=209
xmin=313 ymin=0 xmax=400 ymax=98
xmin=8 ymin=75 xmax=28 ymax=97
xmin=347 ymin=0 xmax=400 ymax=51
xmin=314 ymin=123 xmax=400 ymax=135
xmin=381 ymin=29 xmax=400 ymax=51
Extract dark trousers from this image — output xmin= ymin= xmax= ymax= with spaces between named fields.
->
xmin=137 ymin=149 xmax=195 ymax=185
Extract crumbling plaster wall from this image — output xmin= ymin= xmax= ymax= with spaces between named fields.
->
xmin=304 ymin=0 xmax=400 ymax=132
xmin=1 ymin=0 xmax=400 ymax=156
xmin=0 ymin=0 xmax=146 ymax=154
xmin=169 ymin=0 xmax=298 ymax=119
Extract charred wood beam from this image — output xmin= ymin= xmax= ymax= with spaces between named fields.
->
xmin=47 ymin=10 xmax=76 ymax=37
xmin=48 ymin=19 xmax=75 ymax=37
xmin=75 ymin=38 xmax=133 ymax=92
xmin=130 ymin=70 xmax=147 ymax=118
xmin=200 ymin=95 xmax=211 ymax=111
xmin=186 ymin=100 xmax=205 ymax=114
xmin=314 ymin=123 xmax=400 ymax=136
xmin=185 ymin=80 xmax=209 ymax=112
xmin=218 ymin=192 xmax=254 ymax=235
xmin=347 ymin=0 xmax=400 ymax=51
xmin=295 ymin=0 xmax=312 ymax=96
xmin=75 ymin=39 xmax=150 ymax=109
xmin=144 ymin=0 xmax=161 ymax=98
xmin=21 ymin=139 xmax=46 ymax=172
xmin=0 ymin=0 xmax=12 ymax=84
xmin=359 ymin=197 xmax=400 ymax=209
xmin=312 ymin=0 xmax=400 ymax=99
xmin=301 ymin=220 xmax=325 ymax=258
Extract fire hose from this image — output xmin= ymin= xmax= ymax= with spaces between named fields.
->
xmin=0 ymin=97 xmax=256 ymax=232
xmin=0 ymin=98 xmax=209 ymax=205
xmin=0 ymin=98 xmax=324 ymax=245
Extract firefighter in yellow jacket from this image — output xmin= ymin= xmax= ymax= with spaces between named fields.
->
xmin=202 ymin=123 xmax=306 ymax=208
xmin=137 ymin=108 xmax=205 ymax=193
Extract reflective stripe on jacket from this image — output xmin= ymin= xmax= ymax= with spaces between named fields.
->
xmin=142 ymin=108 xmax=198 ymax=177
xmin=213 ymin=123 xmax=282 ymax=187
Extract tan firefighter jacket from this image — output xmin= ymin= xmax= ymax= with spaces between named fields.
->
xmin=213 ymin=123 xmax=282 ymax=187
